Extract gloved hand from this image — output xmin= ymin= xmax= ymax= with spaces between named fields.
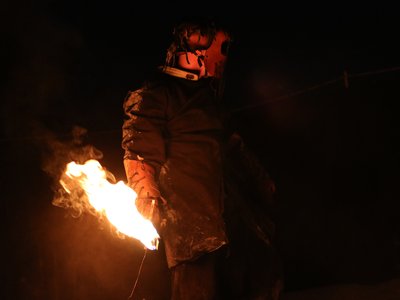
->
xmin=124 ymin=159 xmax=161 ymax=220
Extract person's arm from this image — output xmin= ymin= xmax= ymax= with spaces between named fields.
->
xmin=227 ymin=132 xmax=276 ymax=203
xmin=123 ymin=158 xmax=161 ymax=219
xmin=121 ymin=86 xmax=167 ymax=220
xmin=225 ymin=132 xmax=277 ymax=243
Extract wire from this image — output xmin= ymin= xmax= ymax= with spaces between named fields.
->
xmin=1 ymin=65 xmax=399 ymax=143
xmin=228 ymin=66 xmax=400 ymax=114
xmin=128 ymin=248 xmax=148 ymax=300
xmin=228 ymin=77 xmax=342 ymax=114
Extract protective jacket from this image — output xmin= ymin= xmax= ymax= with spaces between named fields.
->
xmin=122 ymin=69 xmax=228 ymax=268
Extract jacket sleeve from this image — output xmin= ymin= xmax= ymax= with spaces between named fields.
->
xmin=224 ymin=132 xmax=277 ymax=244
xmin=121 ymin=87 xmax=167 ymax=173
xmin=227 ymin=132 xmax=276 ymax=204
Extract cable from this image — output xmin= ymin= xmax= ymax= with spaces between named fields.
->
xmin=228 ymin=77 xmax=342 ymax=114
xmin=228 ymin=66 xmax=400 ymax=114
xmin=1 ymin=66 xmax=399 ymax=143
xmin=128 ymin=248 xmax=148 ymax=300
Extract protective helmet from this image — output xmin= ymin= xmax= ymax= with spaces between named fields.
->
xmin=165 ymin=18 xmax=232 ymax=79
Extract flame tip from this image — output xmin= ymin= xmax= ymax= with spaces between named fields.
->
xmin=61 ymin=159 xmax=160 ymax=250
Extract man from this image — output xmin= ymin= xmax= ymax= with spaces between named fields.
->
xmin=122 ymin=18 xmax=282 ymax=299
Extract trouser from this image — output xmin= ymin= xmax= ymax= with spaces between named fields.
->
xmin=170 ymin=250 xmax=220 ymax=300
xmin=169 ymin=245 xmax=283 ymax=300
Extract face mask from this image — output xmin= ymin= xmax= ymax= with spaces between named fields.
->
xmin=204 ymin=30 xmax=231 ymax=79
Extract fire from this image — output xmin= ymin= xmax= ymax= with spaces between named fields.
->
xmin=60 ymin=159 xmax=159 ymax=250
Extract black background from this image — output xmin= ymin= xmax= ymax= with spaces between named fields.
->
xmin=2 ymin=1 xmax=400 ymax=299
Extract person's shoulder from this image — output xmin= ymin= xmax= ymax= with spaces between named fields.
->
xmin=125 ymin=71 xmax=168 ymax=94
xmin=140 ymin=69 xmax=177 ymax=91
xmin=123 ymin=73 xmax=174 ymax=106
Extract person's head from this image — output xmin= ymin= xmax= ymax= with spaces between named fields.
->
xmin=164 ymin=18 xmax=232 ymax=79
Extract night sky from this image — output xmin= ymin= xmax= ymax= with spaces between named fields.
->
xmin=2 ymin=1 xmax=400 ymax=299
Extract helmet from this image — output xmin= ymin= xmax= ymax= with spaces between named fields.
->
xmin=165 ymin=18 xmax=232 ymax=79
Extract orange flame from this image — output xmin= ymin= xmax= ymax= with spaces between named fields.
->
xmin=60 ymin=159 xmax=159 ymax=250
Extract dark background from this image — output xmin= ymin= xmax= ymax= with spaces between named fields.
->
xmin=2 ymin=1 xmax=400 ymax=299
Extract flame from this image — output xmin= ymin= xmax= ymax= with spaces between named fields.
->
xmin=60 ymin=159 xmax=159 ymax=250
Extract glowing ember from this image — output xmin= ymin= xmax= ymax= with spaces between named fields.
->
xmin=60 ymin=159 xmax=159 ymax=250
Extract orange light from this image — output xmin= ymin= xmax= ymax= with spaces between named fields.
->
xmin=60 ymin=159 xmax=159 ymax=250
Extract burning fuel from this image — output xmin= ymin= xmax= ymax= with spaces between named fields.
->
xmin=59 ymin=159 xmax=159 ymax=250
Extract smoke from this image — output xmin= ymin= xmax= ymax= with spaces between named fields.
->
xmin=1 ymin=2 xmax=125 ymax=231
xmin=40 ymin=125 xmax=109 ymax=217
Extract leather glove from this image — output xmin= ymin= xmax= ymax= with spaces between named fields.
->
xmin=124 ymin=159 xmax=161 ymax=220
